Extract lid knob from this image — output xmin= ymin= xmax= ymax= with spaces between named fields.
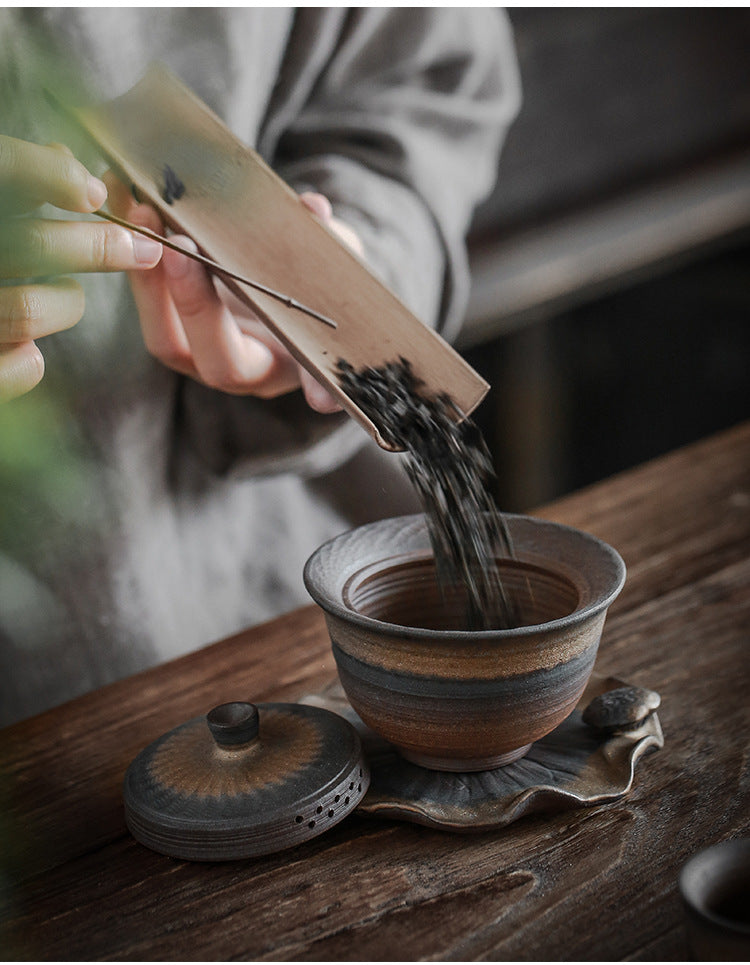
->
xmin=206 ymin=702 xmax=259 ymax=748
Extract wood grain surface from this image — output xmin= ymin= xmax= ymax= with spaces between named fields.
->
xmin=1 ymin=422 xmax=749 ymax=961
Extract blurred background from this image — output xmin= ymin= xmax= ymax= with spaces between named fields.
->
xmin=459 ymin=7 xmax=750 ymax=511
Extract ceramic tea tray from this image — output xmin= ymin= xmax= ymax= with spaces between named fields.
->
xmin=301 ymin=673 xmax=664 ymax=832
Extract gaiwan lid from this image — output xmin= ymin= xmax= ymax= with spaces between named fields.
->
xmin=123 ymin=701 xmax=369 ymax=861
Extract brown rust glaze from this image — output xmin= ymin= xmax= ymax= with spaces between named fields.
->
xmin=123 ymin=702 xmax=369 ymax=861
xmin=301 ymin=672 xmax=664 ymax=828
xmin=332 ymin=639 xmax=600 ymax=770
xmin=304 ymin=514 xmax=625 ymax=771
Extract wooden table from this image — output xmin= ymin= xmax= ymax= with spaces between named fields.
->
xmin=2 ymin=422 xmax=749 ymax=961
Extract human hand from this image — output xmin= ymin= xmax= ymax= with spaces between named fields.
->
xmin=0 ymin=135 xmax=163 ymax=402
xmin=107 ymin=178 xmax=362 ymax=414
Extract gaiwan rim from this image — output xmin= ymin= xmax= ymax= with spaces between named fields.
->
xmin=303 ymin=512 xmax=626 ymax=641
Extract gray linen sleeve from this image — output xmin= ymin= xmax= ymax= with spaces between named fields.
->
xmin=180 ymin=8 xmax=520 ymax=480
xmin=270 ymin=7 xmax=521 ymax=340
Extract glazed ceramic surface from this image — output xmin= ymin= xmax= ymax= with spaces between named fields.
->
xmin=304 ymin=514 xmax=626 ymax=771
xmin=123 ymin=702 xmax=369 ymax=861
xmin=301 ymin=673 xmax=663 ymax=830
xmin=679 ymin=839 xmax=750 ymax=961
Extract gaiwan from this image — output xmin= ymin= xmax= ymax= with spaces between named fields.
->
xmin=304 ymin=512 xmax=626 ymax=772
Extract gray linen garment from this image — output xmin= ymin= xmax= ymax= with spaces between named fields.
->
xmin=0 ymin=8 xmax=520 ymax=725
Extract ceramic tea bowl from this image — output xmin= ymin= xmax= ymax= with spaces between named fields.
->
xmin=679 ymin=839 xmax=750 ymax=960
xmin=304 ymin=513 xmax=626 ymax=772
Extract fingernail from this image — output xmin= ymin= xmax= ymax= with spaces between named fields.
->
xmin=87 ymin=176 xmax=108 ymax=211
xmin=132 ymin=236 xmax=162 ymax=266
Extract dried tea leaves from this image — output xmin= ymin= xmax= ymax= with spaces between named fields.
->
xmin=337 ymin=358 xmax=515 ymax=630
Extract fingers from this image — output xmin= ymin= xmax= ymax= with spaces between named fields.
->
xmin=0 ymin=278 xmax=85 ymax=403
xmin=131 ymin=230 xmax=309 ymax=396
xmin=0 ymin=135 xmax=107 ymax=217
xmin=162 ymin=238 xmax=279 ymax=393
xmin=121 ymin=195 xmax=284 ymax=391
xmin=298 ymin=366 xmax=343 ymax=413
xmin=300 ymin=191 xmax=333 ymax=221
xmin=0 ymin=341 xmax=45 ymax=402
xmin=111 ymin=182 xmax=346 ymax=408
xmin=0 ymin=278 xmax=84 ymax=341
xmin=103 ymin=170 xmax=138 ymax=218
xmin=300 ymin=190 xmax=364 ymax=257
xmin=123 ymin=206 xmax=199 ymax=378
xmin=0 ymin=218 xmax=162 ymax=279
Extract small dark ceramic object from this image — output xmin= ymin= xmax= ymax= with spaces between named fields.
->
xmin=582 ymin=685 xmax=661 ymax=732
xmin=304 ymin=513 xmax=626 ymax=771
xmin=679 ymin=839 xmax=750 ymax=961
xmin=123 ymin=702 xmax=369 ymax=861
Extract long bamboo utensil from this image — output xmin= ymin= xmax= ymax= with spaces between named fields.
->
xmin=95 ymin=209 xmax=338 ymax=330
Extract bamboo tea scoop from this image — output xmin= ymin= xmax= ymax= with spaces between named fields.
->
xmin=49 ymin=64 xmax=488 ymax=451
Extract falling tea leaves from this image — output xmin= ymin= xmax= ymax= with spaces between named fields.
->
xmin=337 ymin=358 xmax=516 ymax=630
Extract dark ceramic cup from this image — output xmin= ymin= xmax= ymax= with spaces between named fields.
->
xmin=304 ymin=513 xmax=626 ymax=771
xmin=679 ymin=839 xmax=750 ymax=961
